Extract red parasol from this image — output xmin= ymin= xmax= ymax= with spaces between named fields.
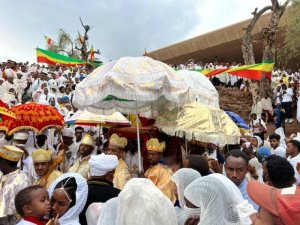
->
xmin=0 ymin=100 xmax=16 ymax=121
xmin=0 ymin=103 xmax=64 ymax=135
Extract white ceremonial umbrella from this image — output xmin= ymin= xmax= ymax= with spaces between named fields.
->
xmin=73 ymin=56 xmax=191 ymax=172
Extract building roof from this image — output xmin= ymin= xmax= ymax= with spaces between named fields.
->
xmin=147 ymin=7 xmax=296 ymax=65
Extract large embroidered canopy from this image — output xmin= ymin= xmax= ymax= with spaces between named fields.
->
xmin=73 ymin=56 xmax=190 ymax=116
xmin=0 ymin=100 xmax=16 ymax=121
xmin=0 ymin=103 xmax=64 ymax=135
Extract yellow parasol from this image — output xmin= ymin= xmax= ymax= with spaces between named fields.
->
xmin=156 ymin=102 xmax=241 ymax=145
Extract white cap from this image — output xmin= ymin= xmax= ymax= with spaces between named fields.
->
xmin=13 ymin=131 xmax=29 ymax=140
xmin=88 ymin=154 xmax=118 ymax=177
xmin=62 ymin=128 xmax=74 ymax=137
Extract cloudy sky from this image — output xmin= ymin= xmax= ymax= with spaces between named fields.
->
xmin=0 ymin=0 xmax=272 ymax=63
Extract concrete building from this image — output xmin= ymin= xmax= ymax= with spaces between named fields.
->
xmin=147 ymin=8 xmax=297 ymax=67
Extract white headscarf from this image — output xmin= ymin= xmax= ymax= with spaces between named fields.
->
xmin=253 ymin=136 xmax=263 ymax=147
xmin=86 ymin=203 xmax=105 ymax=225
xmin=171 ymin=168 xmax=201 ymax=207
xmin=116 ymin=178 xmax=177 ymax=225
xmin=171 ymin=168 xmax=201 ymax=225
xmin=48 ymin=172 xmax=88 ymax=225
xmin=97 ymin=197 xmax=118 ymax=225
xmin=209 ymin=174 xmax=256 ymax=225
xmin=184 ymin=176 xmax=241 ymax=225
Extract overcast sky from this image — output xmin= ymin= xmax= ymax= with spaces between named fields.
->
xmin=0 ymin=0 xmax=272 ymax=63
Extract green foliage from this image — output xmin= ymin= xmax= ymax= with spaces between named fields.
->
xmin=276 ymin=3 xmax=300 ymax=67
xmin=291 ymin=0 xmax=300 ymax=5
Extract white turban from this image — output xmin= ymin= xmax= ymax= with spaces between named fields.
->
xmin=13 ymin=131 xmax=29 ymax=140
xmin=89 ymin=154 xmax=118 ymax=177
xmin=62 ymin=128 xmax=74 ymax=137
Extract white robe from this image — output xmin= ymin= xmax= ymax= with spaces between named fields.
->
xmin=297 ymin=96 xmax=300 ymax=122
xmin=1 ymin=80 xmax=15 ymax=94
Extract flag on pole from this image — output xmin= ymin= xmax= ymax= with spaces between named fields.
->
xmin=45 ymin=36 xmax=53 ymax=45
xmin=89 ymin=46 xmax=95 ymax=61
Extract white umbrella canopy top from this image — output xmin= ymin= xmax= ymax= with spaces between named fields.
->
xmin=73 ymin=56 xmax=190 ymax=115
xmin=177 ymin=70 xmax=219 ymax=108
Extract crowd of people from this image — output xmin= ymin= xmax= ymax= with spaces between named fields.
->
xmin=173 ymin=59 xmax=300 ymax=131
xmin=0 ymin=59 xmax=299 ymax=225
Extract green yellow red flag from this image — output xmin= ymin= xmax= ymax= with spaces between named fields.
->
xmin=44 ymin=36 xmax=53 ymax=45
xmin=89 ymin=46 xmax=94 ymax=61
xmin=36 ymin=48 xmax=87 ymax=66
xmin=192 ymin=61 xmax=275 ymax=80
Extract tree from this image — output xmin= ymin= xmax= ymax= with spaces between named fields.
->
xmin=75 ymin=18 xmax=101 ymax=61
xmin=47 ymin=29 xmax=81 ymax=59
xmin=46 ymin=18 xmax=101 ymax=61
xmin=276 ymin=0 xmax=300 ymax=68
xmin=242 ymin=0 xmax=290 ymax=100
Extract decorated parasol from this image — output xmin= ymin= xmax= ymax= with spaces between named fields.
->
xmin=73 ymin=56 xmax=190 ymax=116
xmin=0 ymin=103 xmax=64 ymax=135
xmin=177 ymin=70 xmax=219 ymax=108
xmin=0 ymin=100 xmax=16 ymax=121
xmin=65 ymin=110 xmax=131 ymax=127
xmin=73 ymin=57 xmax=191 ymax=172
xmin=156 ymin=102 xmax=241 ymax=145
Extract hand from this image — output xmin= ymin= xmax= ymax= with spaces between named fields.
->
xmin=46 ymin=214 xmax=60 ymax=225
xmin=297 ymin=162 xmax=300 ymax=175
xmin=210 ymin=159 xmax=222 ymax=173
xmin=184 ymin=216 xmax=200 ymax=225
xmin=53 ymin=214 xmax=60 ymax=225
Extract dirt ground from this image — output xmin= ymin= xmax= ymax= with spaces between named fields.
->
xmin=217 ymin=86 xmax=300 ymax=137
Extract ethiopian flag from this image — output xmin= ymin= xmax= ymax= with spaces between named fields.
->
xmin=45 ymin=36 xmax=53 ymax=45
xmin=204 ymin=61 xmax=274 ymax=80
xmin=89 ymin=46 xmax=95 ymax=61
xmin=36 ymin=48 xmax=87 ymax=66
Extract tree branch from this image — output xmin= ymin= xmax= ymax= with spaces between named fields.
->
xmin=58 ymin=49 xmax=71 ymax=57
xmin=279 ymin=0 xmax=290 ymax=17
xmin=244 ymin=6 xmax=272 ymax=35
xmin=79 ymin=17 xmax=84 ymax=28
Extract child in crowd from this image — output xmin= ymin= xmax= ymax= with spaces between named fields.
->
xmin=15 ymin=185 xmax=53 ymax=225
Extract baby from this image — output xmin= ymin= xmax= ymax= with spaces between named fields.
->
xmin=15 ymin=185 xmax=51 ymax=225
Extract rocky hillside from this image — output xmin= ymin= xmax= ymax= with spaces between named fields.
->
xmin=217 ymin=87 xmax=253 ymax=123
xmin=217 ymin=87 xmax=299 ymax=136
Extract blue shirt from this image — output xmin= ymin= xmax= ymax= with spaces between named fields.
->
xmin=238 ymin=178 xmax=259 ymax=210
